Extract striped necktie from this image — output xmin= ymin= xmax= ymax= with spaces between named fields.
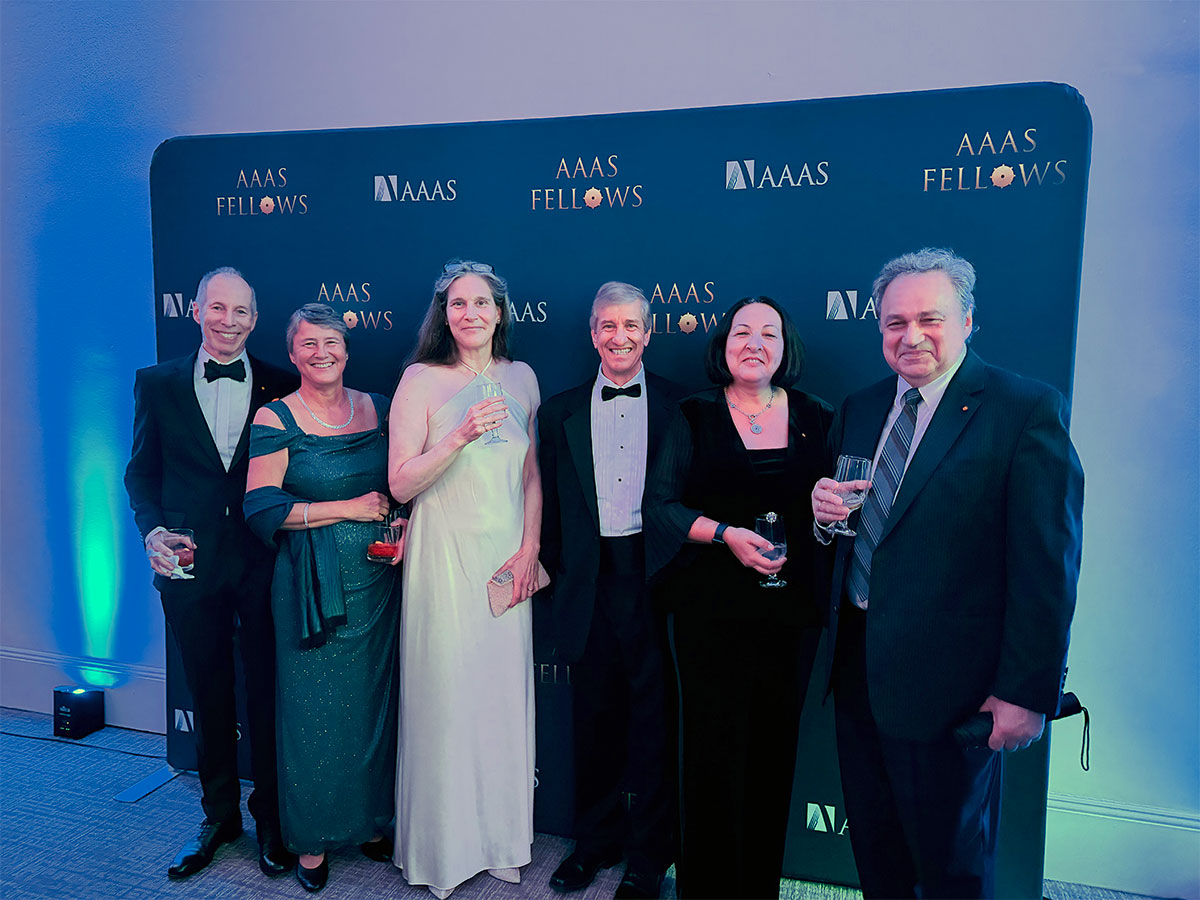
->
xmin=846 ymin=387 xmax=922 ymax=610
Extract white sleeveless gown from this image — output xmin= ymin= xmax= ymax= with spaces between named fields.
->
xmin=394 ymin=376 xmax=535 ymax=891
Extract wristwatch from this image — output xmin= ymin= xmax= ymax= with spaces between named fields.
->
xmin=712 ymin=522 xmax=730 ymax=544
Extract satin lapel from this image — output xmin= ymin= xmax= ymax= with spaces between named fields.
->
xmin=563 ymin=388 xmax=600 ymax=531
xmin=232 ymin=355 xmax=275 ymax=468
xmin=167 ymin=353 xmax=225 ymax=472
xmin=881 ymin=352 xmax=986 ymax=542
xmin=646 ymin=373 xmax=673 ymax=457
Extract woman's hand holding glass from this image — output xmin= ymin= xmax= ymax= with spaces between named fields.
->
xmin=343 ymin=491 xmax=392 ymax=523
xmin=721 ymin=526 xmax=786 ymax=576
xmin=455 ymin=394 xmax=508 ymax=447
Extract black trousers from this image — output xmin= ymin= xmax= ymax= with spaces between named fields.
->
xmin=570 ymin=535 xmax=674 ymax=874
xmin=672 ymin=610 xmax=821 ymax=900
xmin=833 ymin=604 xmax=1001 ymax=900
xmin=162 ymin=572 xmax=280 ymax=831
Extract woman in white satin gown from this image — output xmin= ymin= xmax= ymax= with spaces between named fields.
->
xmin=388 ymin=260 xmax=542 ymax=899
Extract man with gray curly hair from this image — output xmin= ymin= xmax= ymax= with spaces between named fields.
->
xmin=812 ymin=248 xmax=1083 ymax=898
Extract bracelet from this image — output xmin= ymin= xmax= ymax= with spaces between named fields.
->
xmin=303 ymin=503 xmax=312 ymax=529
xmin=712 ymin=522 xmax=730 ymax=544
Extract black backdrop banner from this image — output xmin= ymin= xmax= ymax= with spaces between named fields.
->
xmin=150 ymin=82 xmax=1091 ymax=896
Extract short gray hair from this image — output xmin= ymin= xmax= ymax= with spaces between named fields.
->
xmin=285 ymin=303 xmax=349 ymax=351
xmin=590 ymin=281 xmax=651 ymax=331
xmin=872 ymin=248 xmax=976 ymax=320
xmin=196 ymin=267 xmax=256 ymax=315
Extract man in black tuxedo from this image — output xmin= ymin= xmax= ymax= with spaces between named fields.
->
xmin=538 ymin=282 xmax=683 ymax=900
xmin=812 ymin=248 xmax=1084 ymax=898
xmin=124 ymin=267 xmax=298 ymax=880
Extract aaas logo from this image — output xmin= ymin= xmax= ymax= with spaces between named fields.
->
xmin=316 ymin=281 xmax=392 ymax=331
xmin=806 ymin=802 xmax=849 ymax=836
xmin=530 ymin=155 xmax=644 ymax=211
xmin=216 ymin=167 xmax=308 ymax=216
xmin=923 ymin=128 xmax=1067 ymax=192
xmin=374 ymin=174 xmax=457 ymax=202
xmin=161 ymin=292 xmax=194 ymax=318
xmin=649 ymin=281 xmax=720 ymax=335
xmin=511 ymin=299 xmax=548 ymax=324
xmin=826 ymin=289 xmax=877 ymax=322
xmin=725 ymin=158 xmax=830 ymax=191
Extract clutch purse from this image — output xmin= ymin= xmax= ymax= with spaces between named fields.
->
xmin=488 ymin=562 xmax=551 ymax=617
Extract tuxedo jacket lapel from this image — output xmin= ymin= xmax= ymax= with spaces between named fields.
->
xmin=882 ymin=351 xmax=986 ymax=542
xmin=231 ymin=356 xmax=282 ymax=468
xmin=167 ymin=353 xmax=226 ymax=473
xmin=563 ymin=390 xmax=601 ymax=532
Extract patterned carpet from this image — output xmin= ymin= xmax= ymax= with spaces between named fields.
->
xmin=0 ymin=707 xmax=1161 ymax=900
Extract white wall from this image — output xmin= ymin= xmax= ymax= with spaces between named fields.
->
xmin=2 ymin=2 xmax=1196 ymax=896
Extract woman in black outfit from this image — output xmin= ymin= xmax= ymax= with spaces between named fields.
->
xmin=645 ymin=296 xmax=832 ymax=900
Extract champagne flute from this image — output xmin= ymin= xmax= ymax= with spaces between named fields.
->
xmin=754 ymin=512 xmax=787 ymax=589
xmin=827 ymin=455 xmax=872 ymax=536
xmin=476 ymin=381 xmax=507 ymax=445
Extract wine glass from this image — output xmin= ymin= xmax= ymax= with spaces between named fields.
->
xmin=366 ymin=515 xmax=403 ymax=565
xmin=476 ymin=381 xmax=507 ymax=445
xmin=754 ymin=512 xmax=787 ymax=589
xmin=163 ymin=528 xmax=195 ymax=575
xmin=827 ymin=455 xmax=872 ymax=536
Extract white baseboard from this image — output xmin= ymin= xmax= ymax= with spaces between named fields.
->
xmin=1046 ymin=792 xmax=1200 ymax=900
xmin=0 ymin=645 xmax=166 ymax=733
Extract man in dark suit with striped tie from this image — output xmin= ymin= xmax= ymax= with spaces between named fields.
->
xmin=811 ymin=248 xmax=1084 ymax=899
xmin=538 ymin=282 xmax=683 ymax=899
xmin=125 ymin=267 xmax=297 ymax=880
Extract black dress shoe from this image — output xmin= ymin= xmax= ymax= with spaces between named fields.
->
xmin=549 ymin=848 xmax=622 ymax=893
xmin=360 ymin=838 xmax=392 ymax=862
xmin=296 ymin=857 xmax=329 ymax=892
xmin=614 ymin=867 xmax=666 ymax=900
xmin=166 ymin=818 xmax=243 ymax=879
xmin=257 ymin=828 xmax=297 ymax=876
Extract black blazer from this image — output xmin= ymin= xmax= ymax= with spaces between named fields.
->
xmin=124 ymin=351 xmax=298 ymax=596
xmin=823 ymin=350 xmax=1084 ymax=741
xmin=537 ymin=371 xmax=684 ymax=662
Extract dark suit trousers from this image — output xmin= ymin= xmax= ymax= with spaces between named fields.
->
xmin=672 ymin=610 xmax=821 ymax=900
xmin=162 ymin=542 xmax=279 ymax=830
xmin=571 ymin=535 xmax=674 ymax=874
xmin=833 ymin=604 xmax=1001 ymax=899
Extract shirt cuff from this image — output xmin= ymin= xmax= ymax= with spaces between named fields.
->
xmin=144 ymin=526 xmax=168 ymax=546
xmin=812 ymin=519 xmax=833 ymax=546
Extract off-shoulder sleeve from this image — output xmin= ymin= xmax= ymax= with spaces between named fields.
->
xmin=644 ymin=404 xmax=704 ymax=581
xmin=249 ymin=422 xmax=299 ymax=458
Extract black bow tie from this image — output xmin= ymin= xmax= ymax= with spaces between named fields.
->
xmin=204 ymin=359 xmax=246 ymax=382
xmin=601 ymin=383 xmax=641 ymax=401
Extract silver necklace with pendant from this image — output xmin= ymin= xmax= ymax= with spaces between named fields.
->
xmin=726 ymin=387 xmax=776 ymax=434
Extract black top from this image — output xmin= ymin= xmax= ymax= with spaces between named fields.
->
xmin=645 ymin=387 xmax=834 ymax=624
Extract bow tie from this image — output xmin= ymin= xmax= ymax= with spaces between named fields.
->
xmin=601 ymin=383 xmax=641 ymax=401
xmin=204 ymin=359 xmax=247 ymax=382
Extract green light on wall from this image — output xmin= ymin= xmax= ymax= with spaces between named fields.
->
xmin=70 ymin=373 xmax=123 ymax=687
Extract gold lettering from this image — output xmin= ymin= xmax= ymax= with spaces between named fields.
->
xmin=1018 ymin=161 xmax=1051 ymax=186
xmin=924 ymin=169 xmax=938 ymax=192
xmin=1053 ymin=160 xmax=1067 ymax=184
xmin=277 ymin=167 xmax=287 ymax=187
xmin=631 ymin=185 xmax=643 ymax=207
xmin=978 ymin=132 xmax=996 ymax=155
xmin=1024 ymin=128 xmax=1037 ymax=152
xmin=317 ymin=284 xmax=330 ymax=303
xmin=815 ymin=161 xmax=829 ymax=185
xmin=607 ymin=154 xmax=619 ymax=177
xmin=236 ymin=170 xmax=249 ymax=189
xmin=445 ymin=180 xmax=457 ymax=200
xmin=998 ymin=130 xmax=1018 ymax=154
xmin=704 ymin=282 xmax=715 ymax=303
xmin=940 ymin=168 xmax=953 ymax=191
xmin=956 ymin=133 xmax=974 ymax=157
xmin=556 ymin=158 xmax=570 ymax=179
xmin=974 ymin=166 xmax=989 ymax=190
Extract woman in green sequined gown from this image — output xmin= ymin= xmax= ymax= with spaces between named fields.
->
xmin=245 ymin=304 xmax=400 ymax=890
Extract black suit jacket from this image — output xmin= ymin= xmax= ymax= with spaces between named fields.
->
xmin=824 ymin=350 xmax=1084 ymax=741
xmin=537 ymin=371 xmax=684 ymax=662
xmin=124 ymin=351 xmax=298 ymax=597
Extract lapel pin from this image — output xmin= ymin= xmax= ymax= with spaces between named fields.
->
xmin=962 ymin=405 xmax=969 ymax=412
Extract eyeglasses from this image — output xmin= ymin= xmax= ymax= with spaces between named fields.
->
xmin=442 ymin=260 xmax=494 ymax=276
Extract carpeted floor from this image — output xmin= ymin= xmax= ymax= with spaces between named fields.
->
xmin=0 ymin=707 xmax=1162 ymax=900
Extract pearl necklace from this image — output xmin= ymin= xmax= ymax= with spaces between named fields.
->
xmin=726 ymin=386 xmax=776 ymax=434
xmin=297 ymin=388 xmax=355 ymax=430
